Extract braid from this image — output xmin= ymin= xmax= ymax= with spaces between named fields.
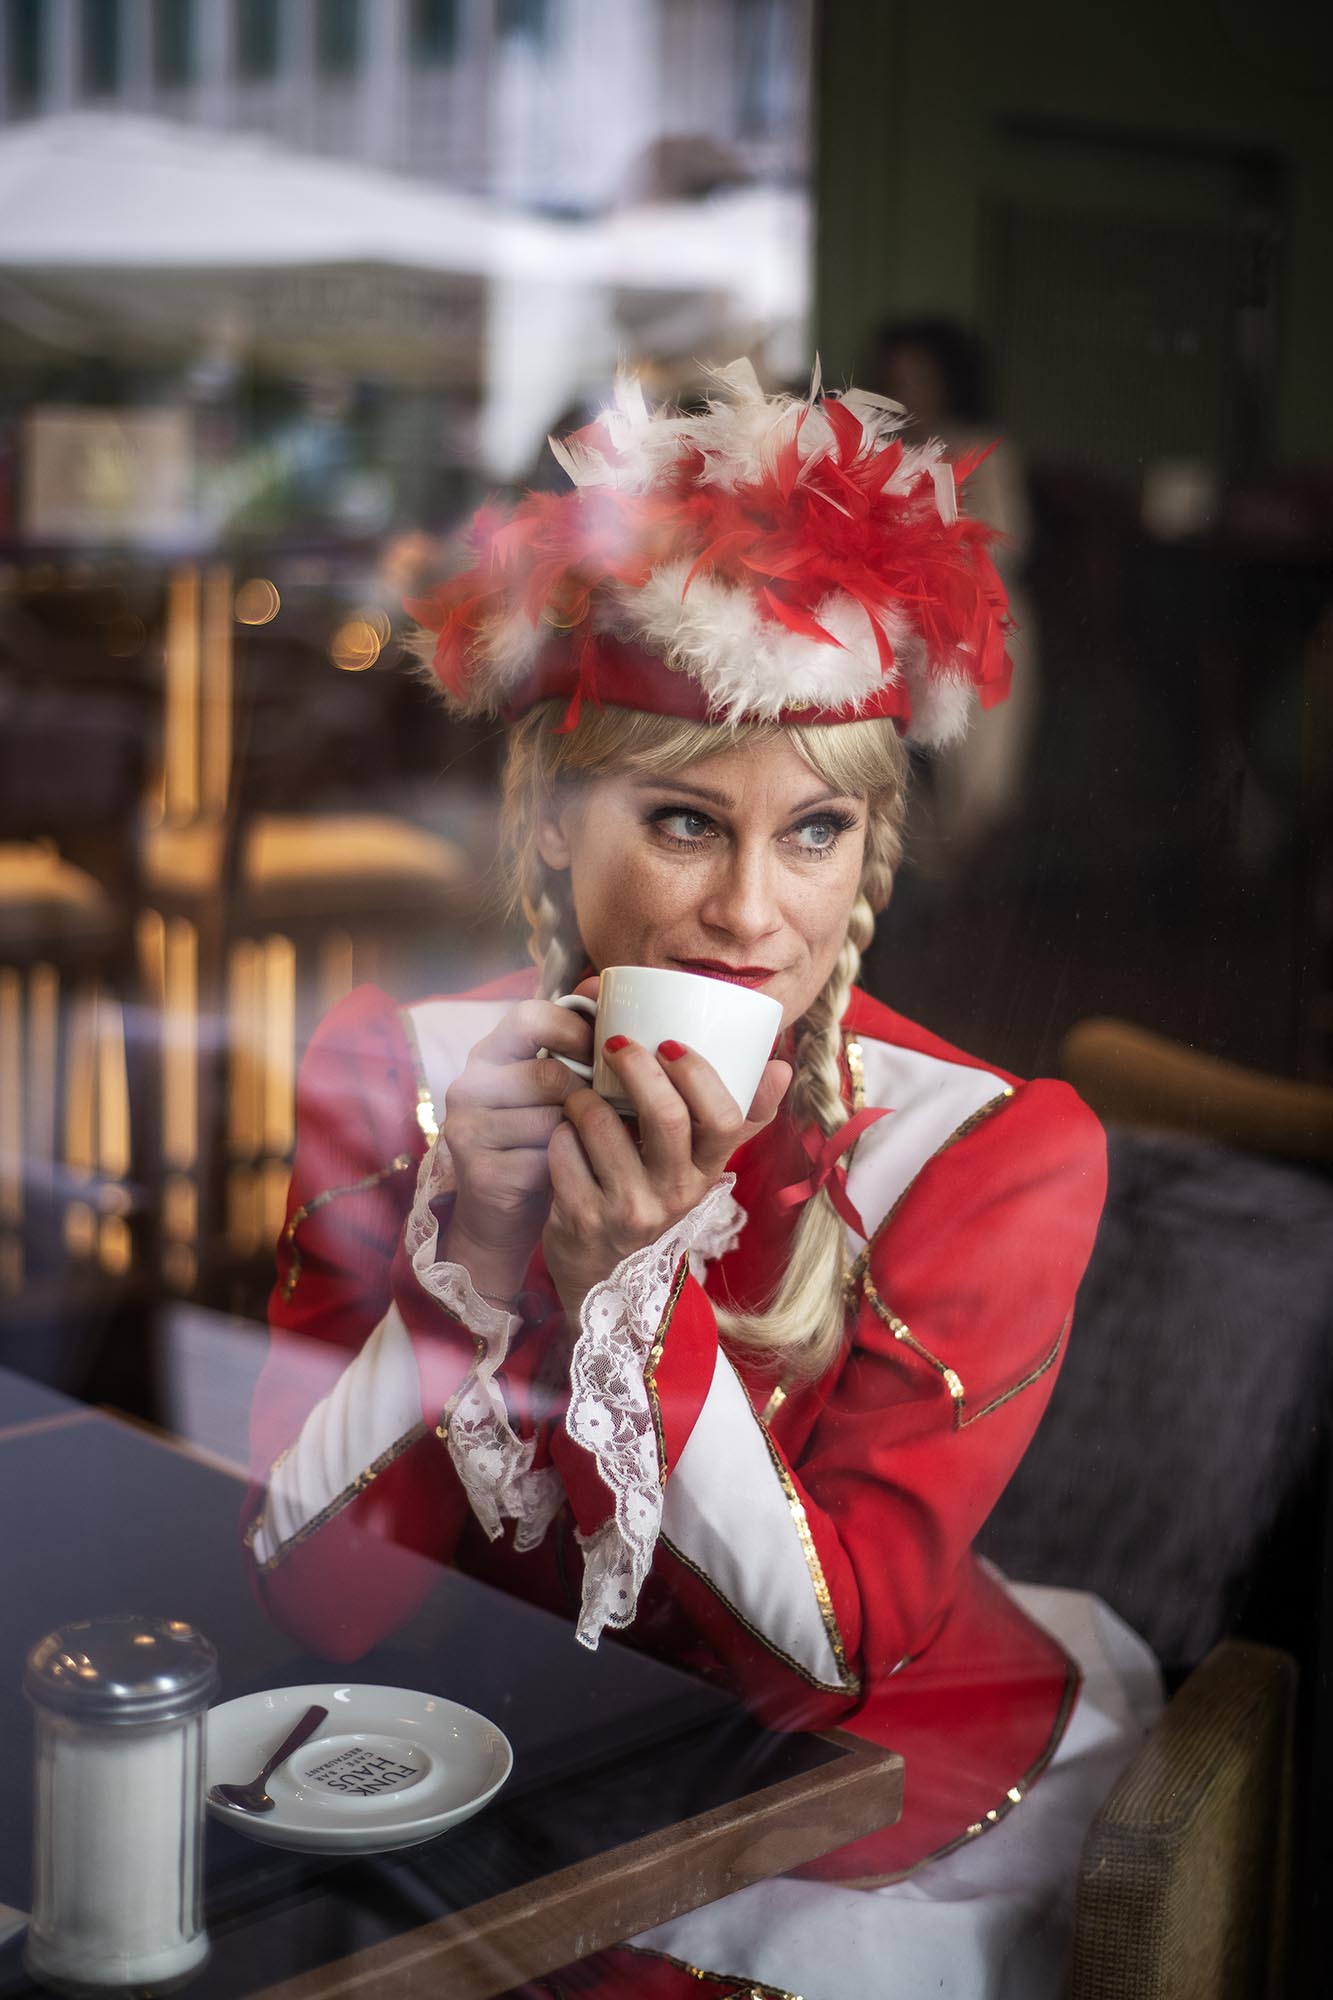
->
xmin=503 ymin=707 xmax=587 ymax=998
xmin=528 ymin=881 xmax=581 ymax=1000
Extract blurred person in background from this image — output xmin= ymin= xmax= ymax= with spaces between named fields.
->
xmin=242 ymin=363 xmax=1159 ymax=1999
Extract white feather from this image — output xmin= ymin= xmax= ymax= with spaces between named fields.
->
xmin=613 ymin=565 xmax=897 ymax=721
xmin=547 ymin=431 xmax=611 ymax=489
xmin=837 ymin=386 xmax=907 ymax=426
xmin=555 ymin=360 xmax=914 ymax=500
xmin=476 ymin=606 xmax=544 ymax=699
xmin=904 ymin=668 xmax=975 ymax=748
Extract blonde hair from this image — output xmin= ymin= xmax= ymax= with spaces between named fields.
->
xmin=500 ymin=701 xmax=909 ymax=1381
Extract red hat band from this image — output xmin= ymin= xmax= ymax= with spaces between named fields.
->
xmin=507 ymin=632 xmax=915 ymax=735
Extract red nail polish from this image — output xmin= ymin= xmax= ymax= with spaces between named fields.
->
xmin=604 ymin=1034 xmax=630 ymax=1054
xmin=658 ymin=1039 xmax=686 ymax=1062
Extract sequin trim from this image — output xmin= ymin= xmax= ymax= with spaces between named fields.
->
xmin=756 ymin=1422 xmax=858 ymax=1692
xmin=434 ymin=1333 xmax=488 ymax=1444
xmin=863 ymin=1271 xmax=1069 ymax=1431
xmin=278 ymin=1153 xmax=415 ymax=1302
xmin=659 ymin=1533 xmax=850 ymax=1696
xmin=846 ymin=1085 xmax=1014 ymax=1292
xmin=620 ymin=1940 xmax=806 ymax=1998
xmin=758 ymin=1381 xmax=788 ymax=1426
xmin=843 ymin=1032 xmax=866 ymax=1115
xmin=246 ymin=1420 xmax=428 ymax=1571
xmin=837 ymin=1652 xmax=1082 ymax=1887
xmin=645 ymin=1254 xmax=690 ymax=1486
xmin=398 ymin=1006 xmax=441 ymax=1143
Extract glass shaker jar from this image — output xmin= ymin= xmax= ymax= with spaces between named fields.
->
xmin=24 ymin=1615 xmax=218 ymax=1996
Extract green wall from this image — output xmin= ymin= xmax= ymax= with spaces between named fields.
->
xmin=815 ymin=0 xmax=1333 ymax=465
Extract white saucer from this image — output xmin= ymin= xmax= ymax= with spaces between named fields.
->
xmin=205 ymin=1683 xmax=513 ymax=1854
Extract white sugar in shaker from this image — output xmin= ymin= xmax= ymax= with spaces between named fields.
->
xmin=24 ymin=1615 xmax=218 ymax=1995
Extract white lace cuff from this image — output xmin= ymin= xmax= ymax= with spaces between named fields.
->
xmin=404 ymin=1140 xmax=562 ymax=1551
xmin=565 ymin=1176 xmax=744 ymax=1649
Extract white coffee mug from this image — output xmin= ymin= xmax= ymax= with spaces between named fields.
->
xmin=551 ymin=965 xmax=783 ymax=1116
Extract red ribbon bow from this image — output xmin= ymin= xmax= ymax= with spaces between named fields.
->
xmin=775 ymin=1106 xmax=891 ymax=1239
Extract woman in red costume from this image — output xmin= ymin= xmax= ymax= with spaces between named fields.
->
xmin=244 ymin=361 xmax=1159 ymax=1999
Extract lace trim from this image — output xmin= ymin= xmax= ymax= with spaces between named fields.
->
xmin=405 ymin=1142 xmax=562 ymax=1551
xmin=566 ymin=1176 xmax=742 ymax=1649
xmin=686 ymin=1185 xmax=745 ymax=1279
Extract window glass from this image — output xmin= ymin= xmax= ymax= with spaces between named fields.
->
xmin=152 ymin=0 xmax=194 ymax=89
xmin=411 ymin=0 xmax=459 ymax=65
xmin=498 ymin=0 xmax=547 ymax=46
xmin=315 ymin=0 xmax=360 ymax=76
xmin=9 ymin=0 xmax=44 ymax=106
xmin=81 ymin=0 xmax=123 ymax=96
xmin=236 ymin=0 xmax=281 ymax=82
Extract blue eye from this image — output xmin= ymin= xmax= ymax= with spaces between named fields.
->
xmin=795 ymin=819 xmax=838 ymax=849
xmin=650 ymin=807 xmax=715 ymax=846
xmin=789 ymin=811 xmax=854 ymax=856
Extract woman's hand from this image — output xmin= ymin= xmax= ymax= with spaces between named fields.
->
xmin=441 ymin=987 xmax=596 ymax=1304
xmin=542 ymin=1037 xmax=792 ymax=1317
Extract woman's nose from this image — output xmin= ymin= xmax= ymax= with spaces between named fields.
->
xmin=699 ymin=848 xmax=783 ymax=945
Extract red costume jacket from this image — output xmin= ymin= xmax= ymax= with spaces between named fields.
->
xmin=244 ymin=970 xmax=1106 ymax=1887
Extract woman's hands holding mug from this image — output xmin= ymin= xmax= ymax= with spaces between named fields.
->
xmin=542 ymin=1011 xmax=791 ymax=1317
xmin=442 ymin=975 xmax=791 ymax=1319
xmin=440 ymin=988 xmax=597 ymax=1306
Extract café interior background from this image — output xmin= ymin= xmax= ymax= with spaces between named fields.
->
xmin=0 ymin=0 xmax=1329 ymax=1409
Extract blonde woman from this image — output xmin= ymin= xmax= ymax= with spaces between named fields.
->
xmin=245 ymin=364 xmax=1159 ymax=2000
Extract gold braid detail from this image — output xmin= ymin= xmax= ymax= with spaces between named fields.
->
xmin=278 ymin=1153 xmax=415 ymax=1302
xmin=246 ymin=1421 xmax=428 ymax=1571
xmin=846 ymin=1086 xmax=1014 ymax=1295
xmin=863 ymin=1269 xmax=1069 ymax=1431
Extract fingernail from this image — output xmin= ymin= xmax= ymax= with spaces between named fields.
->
xmin=604 ymin=1034 xmax=630 ymax=1054
xmin=658 ymin=1039 xmax=686 ymax=1062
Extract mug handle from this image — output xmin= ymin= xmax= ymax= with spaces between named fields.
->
xmin=540 ymin=992 xmax=597 ymax=1081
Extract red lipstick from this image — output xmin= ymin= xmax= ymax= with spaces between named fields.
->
xmin=674 ymin=958 xmax=777 ymax=989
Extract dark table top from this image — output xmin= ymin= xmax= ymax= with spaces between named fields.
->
xmin=0 ymin=1371 xmax=901 ymax=1997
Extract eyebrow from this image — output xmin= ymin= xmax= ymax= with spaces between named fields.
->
xmin=631 ymin=775 xmax=861 ymax=816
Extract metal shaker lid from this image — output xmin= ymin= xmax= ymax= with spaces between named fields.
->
xmin=24 ymin=1614 xmax=219 ymax=1725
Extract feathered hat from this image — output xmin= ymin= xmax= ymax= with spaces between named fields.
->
xmin=407 ymin=358 xmax=1013 ymax=747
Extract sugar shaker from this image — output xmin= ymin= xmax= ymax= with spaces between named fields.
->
xmin=24 ymin=1615 xmax=218 ymax=1995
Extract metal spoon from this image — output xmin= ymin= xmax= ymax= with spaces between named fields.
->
xmin=210 ymin=1702 xmax=328 ymax=1814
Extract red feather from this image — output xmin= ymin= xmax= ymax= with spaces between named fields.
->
xmin=822 ymin=395 xmax=865 ymax=469
xmin=760 ymin=587 xmax=845 ymax=648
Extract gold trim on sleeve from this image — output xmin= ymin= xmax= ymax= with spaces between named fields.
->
xmin=246 ymin=1420 xmax=428 ymax=1572
xmin=846 ymin=1085 xmax=1014 ymax=1293
xmin=398 ymin=1006 xmax=441 ymax=1143
xmin=843 ymin=1032 xmax=866 ymax=1114
xmin=279 ymin=1153 xmax=415 ymax=1302
xmin=862 ymin=1272 xmax=1068 ymax=1431
xmin=759 ymin=1380 xmax=788 ymax=1426
xmin=645 ymin=1253 xmax=691 ymax=1487
xmin=755 ymin=1421 xmax=859 ymax=1692
xmin=434 ymin=1334 xmax=488 ymax=1444
xmin=659 ymin=1533 xmax=851 ymax=1697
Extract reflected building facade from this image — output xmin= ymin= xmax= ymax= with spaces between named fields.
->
xmin=0 ymin=0 xmax=811 ymax=211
